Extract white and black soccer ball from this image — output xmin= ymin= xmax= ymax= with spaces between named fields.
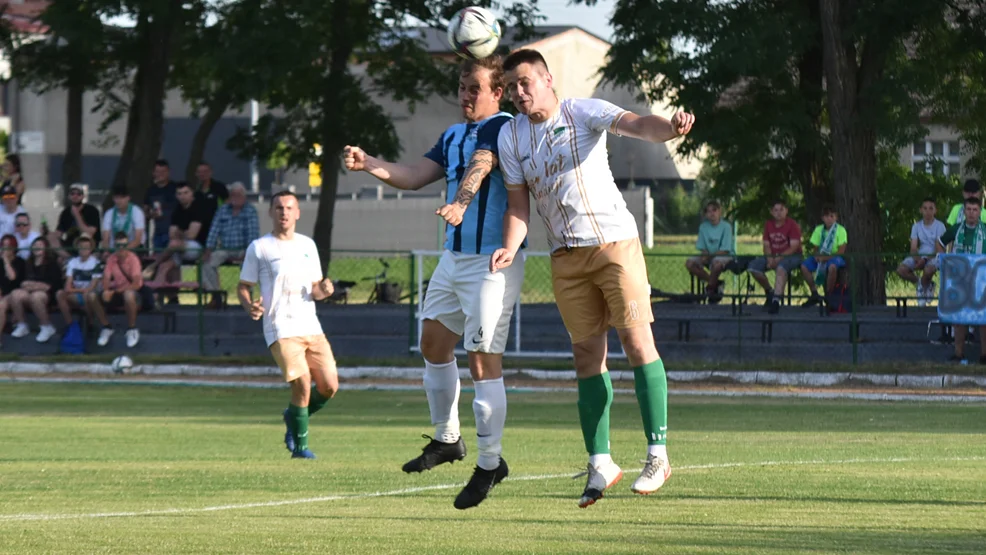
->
xmin=111 ymin=355 xmax=133 ymax=375
xmin=447 ymin=6 xmax=502 ymax=60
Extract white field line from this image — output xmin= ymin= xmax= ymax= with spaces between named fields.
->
xmin=1 ymin=455 xmax=982 ymax=523
xmin=2 ymin=376 xmax=986 ymax=403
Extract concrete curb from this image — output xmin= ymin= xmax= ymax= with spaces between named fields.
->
xmin=4 ymin=362 xmax=986 ymax=389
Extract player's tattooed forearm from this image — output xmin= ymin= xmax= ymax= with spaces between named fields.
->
xmin=453 ymin=150 xmax=498 ymax=207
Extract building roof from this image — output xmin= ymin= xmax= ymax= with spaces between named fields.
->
xmin=410 ymin=24 xmax=610 ymax=53
xmin=1 ymin=0 xmax=50 ymax=34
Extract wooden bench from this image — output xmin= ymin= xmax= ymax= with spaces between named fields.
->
xmin=673 ymin=314 xmax=860 ymax=344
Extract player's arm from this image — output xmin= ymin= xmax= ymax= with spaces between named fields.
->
xmin=613 ymin=111 xmax=695 ymax=143
xmin=238 ymin=244 xmax=263 ymax=320
xmin=436 ymin=149 xmax=497 ymax=226
xmin=343 ymin=146 xmax=444 ymax=191
xmin=490 ymin=185 xmax=530 ymax=273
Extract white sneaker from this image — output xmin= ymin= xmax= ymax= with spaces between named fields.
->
xmin=125 ymin=328 xmax=140 ymax=348
xmin=576 ymin=460 xmax=623 ymax=508
xmin=10 ymin=322 xmax=30 ymax=338
xmin=35 ymin=325 xmax=57 ymax=343
xmin=631 ymin=454 xmax=672 ymax=495
xmin=97 ymin=327 xmax=114 ymax=347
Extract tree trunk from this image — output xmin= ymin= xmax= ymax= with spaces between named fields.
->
xmin=184 ymin=95 xmax=229 ymax=185
xmin=312 ymin=148 xmax=341 ymax=275
xmin=109 ymin=2 xmax=180 ymax=206
xmin=794 ymin=0 xmax=829 ymax=226
xmin=820 ymin=0 xmax=885 ymax=305
xmin=62 ymin=81 xmax=84 ymax=203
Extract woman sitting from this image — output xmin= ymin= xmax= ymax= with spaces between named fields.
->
xmin=0 ymin=233 xmax=26 ymax=346
xmin=8 ymin=236 xmax=63 ymax=343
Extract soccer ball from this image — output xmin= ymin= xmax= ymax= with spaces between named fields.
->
xmin=111 ymin=355 xmax=133 ymax=375
xmin=447 ymin=6 xmax=501 ymax=60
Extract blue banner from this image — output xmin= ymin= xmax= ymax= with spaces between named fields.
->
xmin=939 ymin=254 xmax=986 ymax=324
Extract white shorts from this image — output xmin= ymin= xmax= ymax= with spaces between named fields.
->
xmin=421 ymin=250 xmax=525 ymax=354
xmin=901 ymin=255 xmax=938 ymax=271
xmin=173 ymin=239 xmax=203 ymax=263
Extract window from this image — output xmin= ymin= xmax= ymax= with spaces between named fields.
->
xmin=912 ymin=139 xmax=962 ymax=177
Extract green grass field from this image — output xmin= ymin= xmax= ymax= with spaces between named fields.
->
xmin=1 ymin=383 xmax=984 ymax=554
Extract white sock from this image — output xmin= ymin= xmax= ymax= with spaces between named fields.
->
xmin=647 ymin=444 xmax=668 ymax=460
xmin=472 ymin=378 xmax=507 ymax=471
xmin=423 ymin=359 xmax=460 ymax=443
xmin=588 ymin=453 xmax=613 ymax=468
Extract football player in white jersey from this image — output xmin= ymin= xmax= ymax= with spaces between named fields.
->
xmin=490 ymin=49 xmax=695 ymax=508
xmin=238 ymin=191 xmax=338 ymax=459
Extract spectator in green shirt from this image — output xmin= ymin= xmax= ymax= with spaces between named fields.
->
xmin=684 ymin=200 xmax=734 ymax=304
xmin=946 ymin=179 xmax=981 ymax=227
xmin=936 ymin=196 xmax=986 ymax=363
xmin=799 ymin=204 xmax=848 ymax=307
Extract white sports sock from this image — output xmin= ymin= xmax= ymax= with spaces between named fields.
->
xmin=472 ymin=378 xmax=507 ymax=471
xmin=588 ymin=453 xmax=613 ymax=468
xmin=647 ymin=444 xmax=668 ymax=460
xmin=423 ymin=359 xmax=460 ymax=443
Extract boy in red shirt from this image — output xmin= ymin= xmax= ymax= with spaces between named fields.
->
xmin=88 ymin=231 xmax=145 ymax=348
xmin=745 ymin=200 xmax=803 ymax=314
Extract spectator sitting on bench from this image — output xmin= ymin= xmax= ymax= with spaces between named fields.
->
xmin=0 ymin=233 xmax=25 ymax=347
xmin=684 ymin=199 xmax=733 ymax=304
xmin=746 ymin=199 xmax=803 ymax=314
xmin=896 ymin=196 xmax=945 ymax=306
xmin=101 ymin=186 xmax=146 ymax=253
xmin=51 ymin=183 xmax=101 ymax=263
xmin=0 ymin=184 xmax=26 ymax=237
xmin=800 ymin=204 xmax=848 ymax=307
xmin=90 ymin=231 xmax=145 ymax=348
xmin=13 ymin=213 xmax=39 ymax=260
xmin=146 ymin=182 xmax=205 ymax=299
xmin=56 ymin=234 xmax=100 ymax=328
xmin=936 ymin=196 xmax=986 ymax=363
xmin=946 ymin=178 xmax=981 ymax=226
xmin=7 ymin=237 xmax=62 ymax=343
xmin=201 ymin=182 xmax=259 ymax=308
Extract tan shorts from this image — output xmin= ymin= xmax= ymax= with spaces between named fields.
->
xmin=550 ymin=237 xmax=654 ymax=344
xmin=270 ymin=334 xmax=336 ymax=382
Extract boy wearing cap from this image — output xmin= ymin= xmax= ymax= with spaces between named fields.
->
xmin=0 ymin=184 xmax=26 ymax=237
xmin=89 ymin=231 xmax=145 ymax=348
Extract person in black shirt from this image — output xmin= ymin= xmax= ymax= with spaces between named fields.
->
xmin=147 ymin=182 xmax=204 ymax=287
xmin=51 ymin=183 xmax=101 ymax=261
xmin=7 ymin=236 xmax=62 ymax=343
xmin=0 ymin=233 xmax=26 ymax=346
xmin=144 ymin=159 xmax=179 ymax=251
xmin=194 ymin=161 xmax=229 ymax=239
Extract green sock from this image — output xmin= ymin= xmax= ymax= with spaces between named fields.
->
xmin=287 ymin=404 xmax=310 ymax=452
xmin=577 ymin=372 xmax=613 ymax=455
xmin=308 ymin=385 xmax=330 ymax=416
xmin=634 ymin=359 xmax=668 ymax=445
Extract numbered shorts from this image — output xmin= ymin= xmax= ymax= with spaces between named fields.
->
xmin=269 ymin=334 xmax=337 ymax=382
xmin=421 ymin=251 xmax=525 ymax=354
xmin=550 ymin=237 xmax=654 ymax=344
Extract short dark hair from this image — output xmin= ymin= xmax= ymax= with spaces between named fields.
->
xmin=154 ymin=159 xmax=169 ymax=168
xmin=704 ymin=200 xmax=721 ymax=211
xmin=114 ymin=230 xmax=129 ymax=241
xmin=197 ymin=160 xmax=210 ymax=167
xmin=771 ymin=199 xmax=787 ymax=209
xmin=963 ymin=178 xmax=981 ymax=193
xmin=111 ymin=186 xmax=129 ymax=198
xmin=503 ymin=49 xmax=550 ymax=73
xmin=922 ymin=196 xmax=936 ymax=205
xmin=964 ymin=196 xmax=981 ymax=207
xmin=15 ymin=212 xmax=29 ymax=221
xmin=269 ymin=190 xmax=298 ymax=207
xmin=822 ymin=204 xmax=837 ymax=216
xmin=5 ymin=154 xmax=21 ymax=172
xmin=176 ymin=181 xmax=192 ymax=191
xmin=461 ymin=55 xmax=505 ymax=93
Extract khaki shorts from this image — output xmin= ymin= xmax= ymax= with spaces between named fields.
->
xmin=550 ymin=237 xmax=654 ymax=344
xmin=270 ymin=334 xmax=336 ymax=382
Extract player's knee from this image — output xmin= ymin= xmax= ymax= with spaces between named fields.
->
xmin=420 ymin=336 xmax=453 ymax=364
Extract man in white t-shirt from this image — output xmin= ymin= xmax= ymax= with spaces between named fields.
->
xmin=238 ymin=191 xmax=337 ymax=460
xmin=55 ymin=234 xmax=100 ymax=327
xmin=490 ymin=49 xmax=695 ymax=508
xmin=101 ymin=186 xmax=147 ymax=251
xmin=13 ymin=213 xmax=40 ymax=260
xmin=896 ymin=197 xmax=947 ymax=306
